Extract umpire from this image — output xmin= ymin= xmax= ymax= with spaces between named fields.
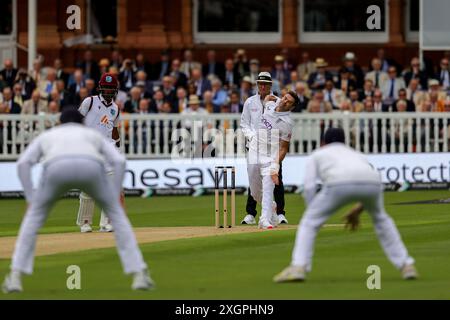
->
xmin=240 ymin=72 xmax=288 ymax=225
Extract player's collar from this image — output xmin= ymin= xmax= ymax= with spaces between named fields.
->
xmin=99 ymin=94 xmax=113 ymax=107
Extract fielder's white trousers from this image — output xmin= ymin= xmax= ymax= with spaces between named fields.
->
xmin=11 ymin=157 xmax=147 ymax=275
xmin=247 ymin=163 xmax=274 ymax=223
xmin=292 ymin=182 xmax=414 ymax=271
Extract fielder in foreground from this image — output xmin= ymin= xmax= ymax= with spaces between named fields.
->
xmin=2 ymin=110 xmax=154 ymax=293
xmin=274 ymin=128 xmax=418 ymax=282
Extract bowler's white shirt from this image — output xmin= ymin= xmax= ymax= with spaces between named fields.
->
xmin=240 ymin=93 xmax=280 ymax=139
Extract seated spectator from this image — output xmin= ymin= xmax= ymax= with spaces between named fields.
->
xmin=169 ymin=59 xmax=188 ymax=89
xmin=381 ymin=66 xmax=406 ymax=106
xmin=306 ymin=91 xmax=332 ymax=113
xmin=341 ymin=52 xmax=364 ymax=89
xmin=346 ymin=89 xmax=364 ymax=112
xmin=365 ymin=58 xmax=389 ymax=89
xmin=85 ymin=78 xmax=97 ymax=96
xmin=191 ymin=67 xmax=211 ymax=98
xmin=221 ymin=58 xmax=240 ymax=91
xmin=138 ymin=99 xmax=150 ymax=114
xmin=239 ymin=76 xmax=254 ymax=105
xmin=229 ymin=91 xmax=243 ymax=113
xmin=363 ymin=97 xmax=375 ymax=112
xmin=297 ymin=51 xmax=316 ymax=82
xmin=55 ymin=79 xmax=70 ymax=108
xmin=77 ymin=50 xmax=100 ymax=82
xmin=22 ymin=89 xmax=47 ymax=115
xmin=271 ymin=55 xmax=290 ymax=87
xmin=435 ymin=58 xmax=450 ymax=90
xmin=149 ymin=90 xmax=165 ymax=113
xmin=47 ymin=101 xmax=60 ymax=114
xmin=211 ymin=78 xmax=228 ymax=113
xmin=14 ymin=68 xmax=35 ymax=99
xmin=361 ymin=79 xmax=375 ymax=100
xmin=151 ymin=49 xmax=170 ymax=81
xmin=161 ymin=75 xmax=177 ymax=105
xmin=2 ymin=87 xmax=21 ymax=114
xmin=53 ymin=58 xmax=69 ymax=88
xmin=180 ymin=49 xmax=202 ymax=79
xmin=407 ymin=78 xmax=426 ymax=110
xmin=38 ymin=68 xmax=57 ymax=99
xmin=293 ymin=81 xmax=310 ymax=112
xmin=233 ymin=49 xmax=249 ymax=79
xmin=1 ymin=58 xmax=18 ymax=88
xmin=421 ymin=91 xmax=445 ymax=112
xmin=202 ymin=49 xmax=224 ymax=80
xmin=119 ymin=59 xmax=137 ymax=92
xmin=13 ymin=83 xmax=26 ymax=107
xmin=110 ymin=50 xmax=123 ymax=70
xmin=285 ymin=71 xmax=299 ymax=92
xmin=426 ymin=79 xmax=447 ymax=101
xmin=68 ymin=69 xmax=85 ymax=104
xmin=403 ymin=57 xmax=428 ymax=89
xmin=174 ymin=87 xmax=188 ymax=113
xmin=135 ymin=53 xmax=152 ymax=76
xmin=372 ymin=89 xmax=391 ymax=112
xmin=181 ymin=95 xmax=211 ymax=130
xmin=323 ymin=79 xmax=345 ymax=110
xmin=395 ymin=88 xmax=415 ymax=112
xmin=336 ymin=67 xmax=357 ymax=95
xmin=124 ymin=86 xmax=141 ymax=113
xmin=135 ymin=70 xmax=152 ymax=98
xmin=31 ymin=58 xmax=44 ymax=83
xmin=248 ymin=59 xmax=260 ymax=84
xmin=76 ymin=87 xmax=89 ymax=106
xmin=374 ymin=48 xmax=402 ymax=73
xmin=202 ymin=90 xmax=214 ymax=113
xmin=99 ymin=58 xmax=110 ymax=75
xmin=307 ymin=58 xmax=332 ymax=90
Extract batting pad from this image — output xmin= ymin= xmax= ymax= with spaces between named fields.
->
xmin=76 ymin=192 xmax=95 ymax=226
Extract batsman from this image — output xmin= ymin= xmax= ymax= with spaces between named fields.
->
xmin=76 ymin=73 xmax=123 ymax=233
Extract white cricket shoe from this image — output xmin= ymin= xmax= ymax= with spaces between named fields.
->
xmin=241 ymin=214 xmax=256 ymax=225
xmin=80 ymin=223 xmax=93 ymax=233
xmin=401 ymin=264 xmax=418 ymax=280
xmin=273 ymin=265 xmax=306 ymax=283
xmin=258 ymin=218 xmax=274 ymax=230
xmin=99 ymin=224 xmax=114 ymax=233
xmin=132 ymin=269 xmax=155 ymax=291
xmin=277 ymin=214 xmax=288 ymax=224
xmin=2 ymin=271 xmax=22 ymax=293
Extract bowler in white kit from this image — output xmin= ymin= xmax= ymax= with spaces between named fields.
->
xmin=2 ymin=110 xmax=154 ymax=293
xmin=274 ymin=128 xmax=418 ymax=282
xmin=245 ymin=91 xmax=299 ymax=229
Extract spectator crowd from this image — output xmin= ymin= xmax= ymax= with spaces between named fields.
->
xmin=1 ymin=47 xmax=450 ymax=154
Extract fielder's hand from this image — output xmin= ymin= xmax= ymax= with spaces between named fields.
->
xmin=343 ymin=203 xmax=364 ymax=231
xmin=271 ymin=173 xmax=280 ymax=185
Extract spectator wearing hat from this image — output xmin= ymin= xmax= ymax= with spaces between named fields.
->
xmin=381 ymin=66 xmax=406 ymax=106
xmin=181 ymin=94 xmax=210 ymax=130
xmin=426 ymin=78 xmax=447 ymax=101
xmin=402 ymin=57 xmax=428 ymax=90
xmin=220 ymin=58 xmax=241 ymax=91
xmin=248 ymin=59 xmax=260 ymax=84
xmin=342 ymin=52 xmax=364 ymax=89
xmin=180 ymin=49 xmax=202 ymax=79
xmin=203 ymin=50 xmax=224 ymax=80
xmin=365 ymin=58 xmax=389 ymax=89
xmin=307 ymin=58 xmax=332 ymax=90
xmin=271 ymin=55 xmax=290 ymax=87
xmin=240 ymin=71 xmax=288 ymax=225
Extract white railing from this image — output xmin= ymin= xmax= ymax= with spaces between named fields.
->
xmin=1 ymin=112 xmax=450 ymax=160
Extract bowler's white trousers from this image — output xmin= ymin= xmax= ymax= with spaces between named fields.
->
xmin=247 ymin=162 xmax=274 ymax=223
xmin=292 ymin=182 xmax=414 ymax=271
xmin=11 ymin=157 xmax=147 ymax=275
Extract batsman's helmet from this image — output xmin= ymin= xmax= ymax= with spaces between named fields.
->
xmin=324 ymin=128 xmax=345 ymax=144
xmin=98 ymin=73 xmax=119 ymax=101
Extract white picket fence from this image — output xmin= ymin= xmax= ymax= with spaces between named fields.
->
xmin=0 ymin=112 xmax=450 ymax=159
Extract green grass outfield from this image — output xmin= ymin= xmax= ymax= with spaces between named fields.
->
xmin=0 ymin=190 xmax=450 ymax=299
